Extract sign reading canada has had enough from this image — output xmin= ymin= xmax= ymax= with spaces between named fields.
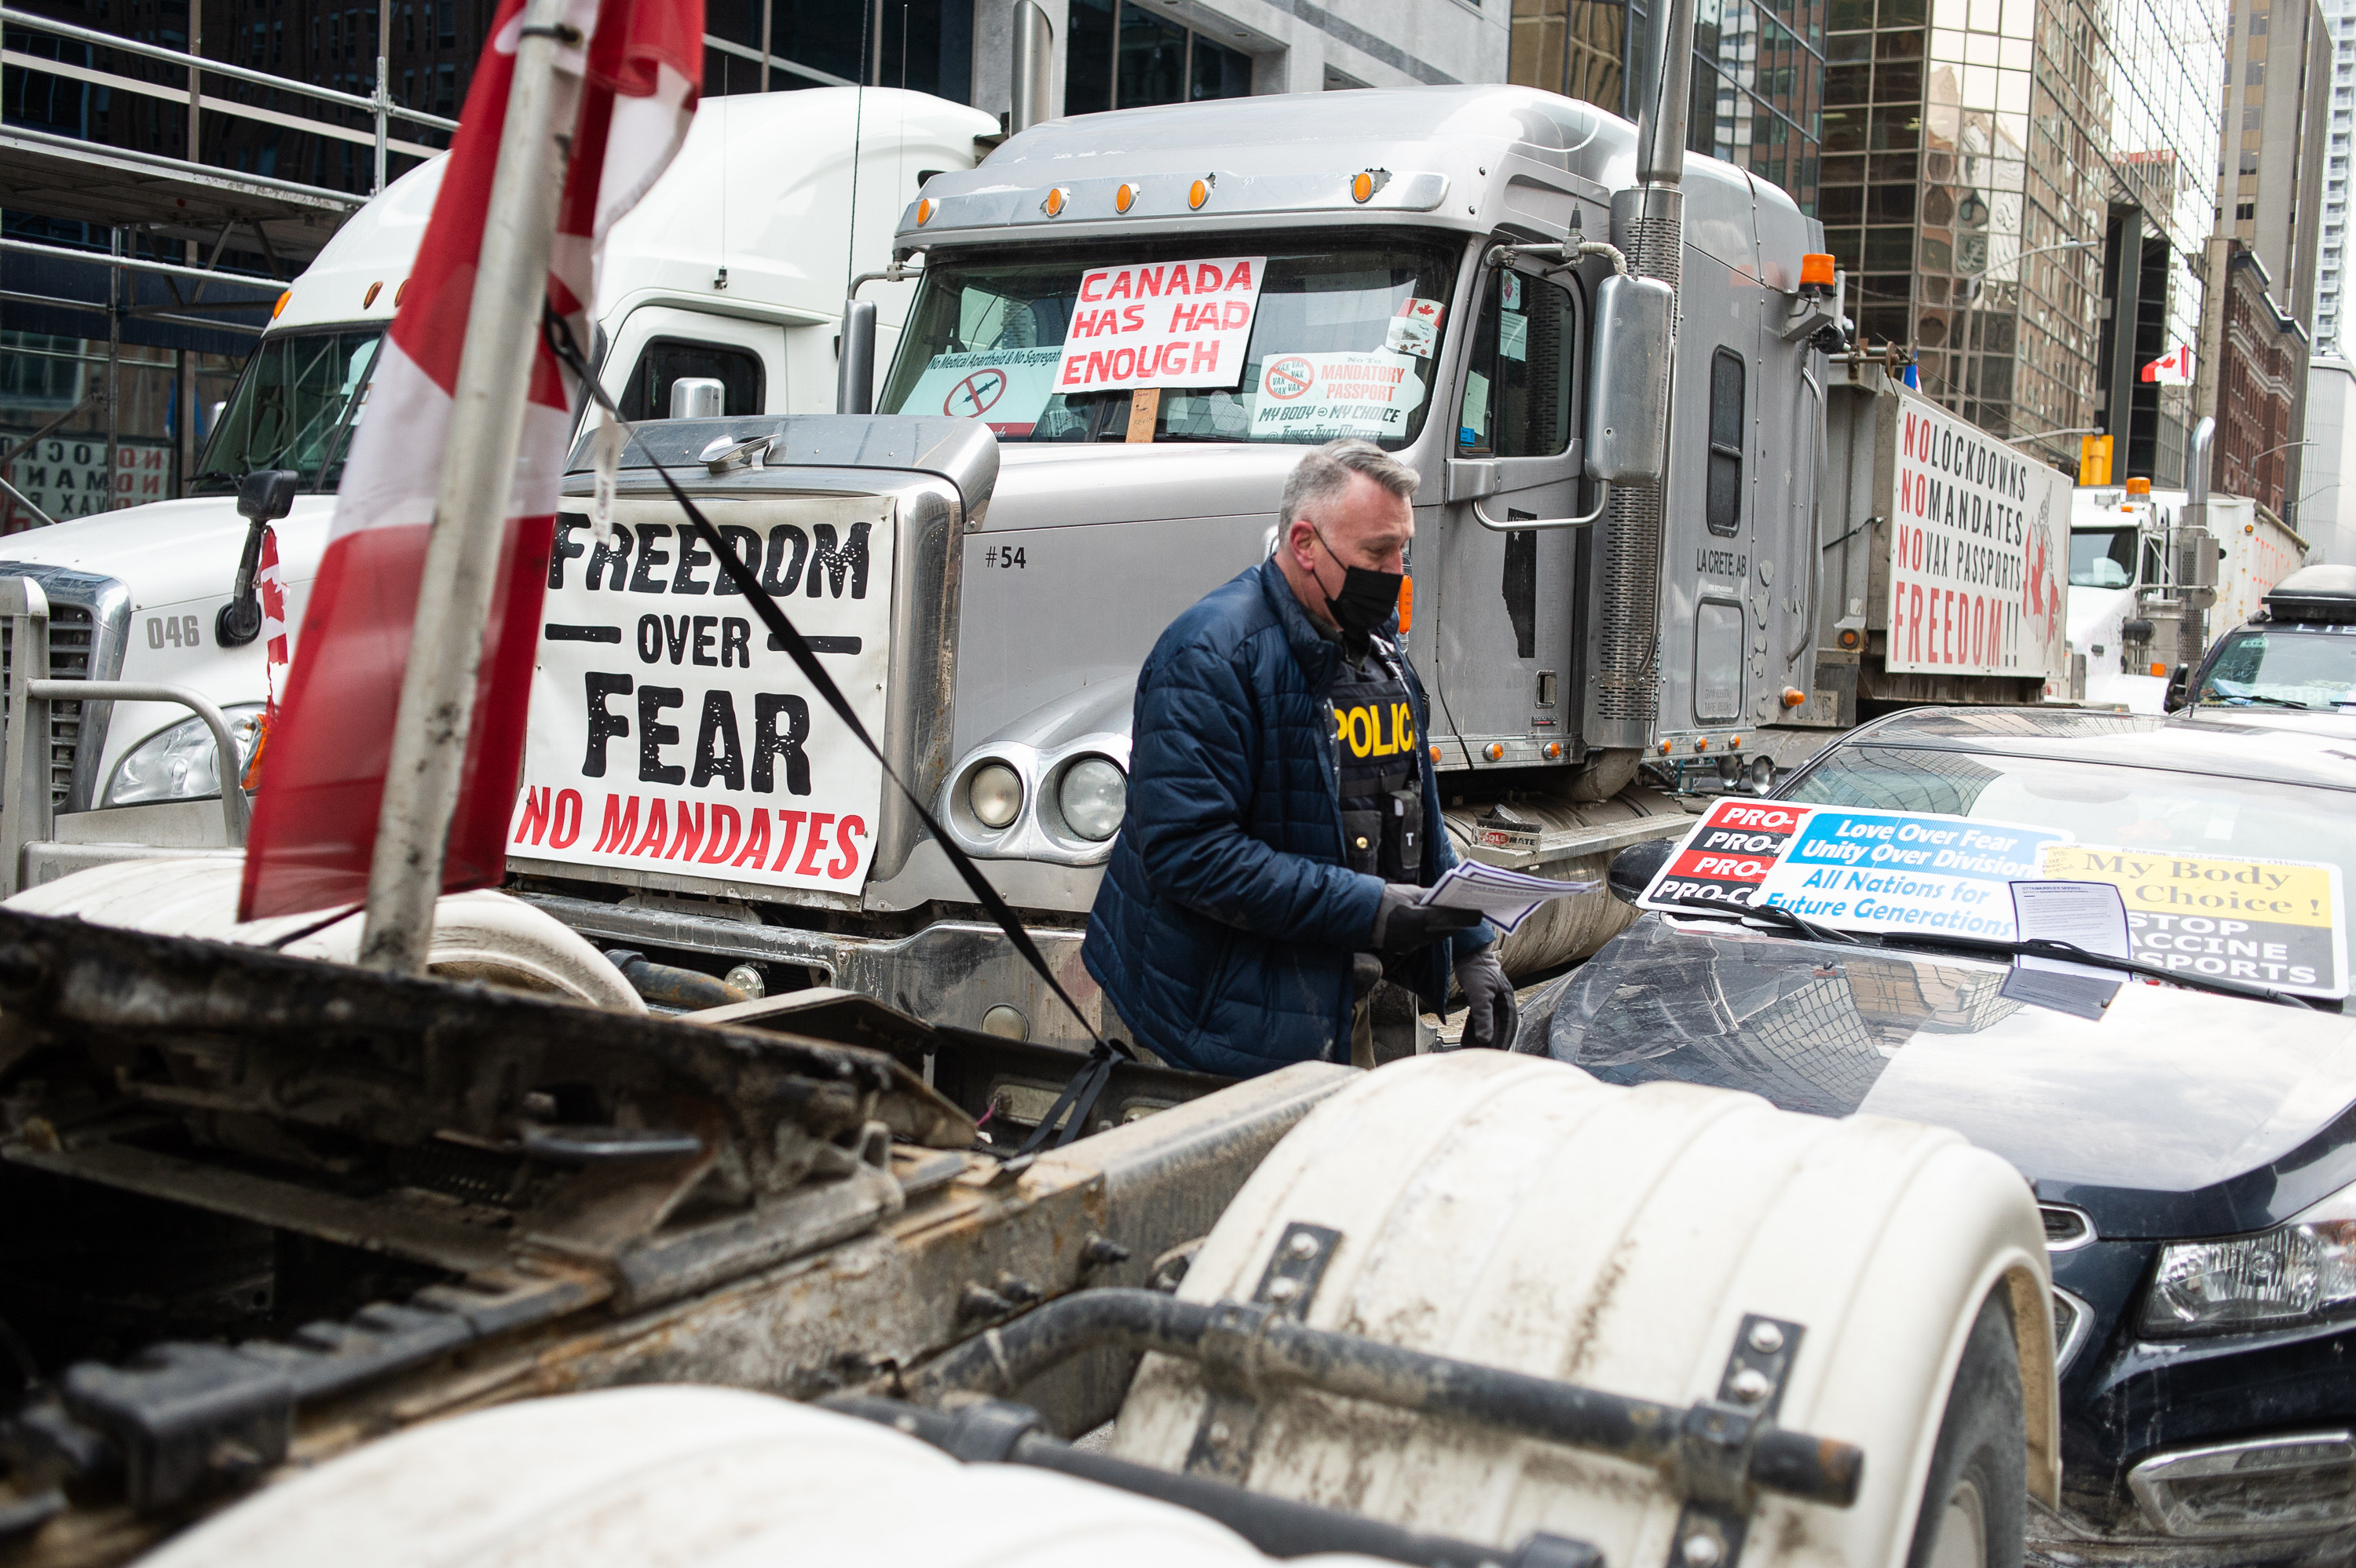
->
xmin=2041 ymin=845 xmax=2348 ymax=997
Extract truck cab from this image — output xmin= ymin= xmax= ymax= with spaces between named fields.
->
xmin=0 ymin=89 xmax=991 ymax=850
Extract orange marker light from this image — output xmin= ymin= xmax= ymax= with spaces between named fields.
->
xmin=1352 ymin=171 xmax=1376 ymax=203
xmin=272 ymin=290 xmax=291 ymax=320
xmin=1836 ymin=628 xmax=1860 ymax=650
xmin=1696 ymin=739 xmax=1710 ymax=751
xmin=1115 ymin=183 xmax=1137 ymax=214
xmin=2150 ymin=662 xmax=2168 ymax=678
xmin=1729 ymin=736 xmax=1743 ymax=749
xmin=2126 ymin=477 xmax=2151 ymax=495
xmin=916 ymin=197 xmax=935 ymax=225
xmin=363 ymin=281 xmax=382 ymax=308
xmin=1483 ymin=743 xmax=1505 ymax=762
xmin=1042 ymin=187 xmax=1067 ymax=217
xmin=1781 ymin=686 xmax=1808 ymax=707
xmin=395 ymin=279 xmax=409 ymax=306
xmin=1188 ymin=177 xmax=1211 ymax=210
xmin=1800 ymin=252 xmax=1836 ymax=290
xmin=1659 ymin=740 xmax=1673 ymax=755
xmin=1396 ymin=576 xmax=1414 ymax=632
xmin=1545 ymin=742 xmax=1563 ymax=758
xmin=1429 ymin=745 xmax=1443 ymax=763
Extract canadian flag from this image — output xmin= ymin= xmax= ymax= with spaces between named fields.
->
xmin=2142 ymin=344 xmax=2194 ymax=385
xmin=238 ymin=0 xmax=701 ymax=920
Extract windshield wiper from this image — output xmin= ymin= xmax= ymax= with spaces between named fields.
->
xmin=2211 ymin=693 xmax=2316 ymax=710
xmin=1652 ymin=894 xmax=1865 ymax=946
xmin=1892 ymin=932 xmax=2318 ymax=1010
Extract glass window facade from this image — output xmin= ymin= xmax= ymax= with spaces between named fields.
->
xmin=1066 ymin=0 xmax=1254 ymax=115
xmin=1510 ymin=0 xmax=1825 ymax=212
xmin=1814 ymin=0 xmax=2216 ymax=466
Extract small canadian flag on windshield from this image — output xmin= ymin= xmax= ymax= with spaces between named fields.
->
xmin=2141 ymin=344 xmax=2194 ymax=384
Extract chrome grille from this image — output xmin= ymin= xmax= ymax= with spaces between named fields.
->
xmin=1 ymin=604 xmax=93 ymax=811
xmin=0 ymin=566 xmax=130 ymax=815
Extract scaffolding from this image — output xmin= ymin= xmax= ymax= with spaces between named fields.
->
xmin=0 ymin=3 xmax=460 ymax=515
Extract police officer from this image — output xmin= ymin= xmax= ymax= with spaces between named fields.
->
xmin=1081 ymin=440 xmax=1516 ymax=1076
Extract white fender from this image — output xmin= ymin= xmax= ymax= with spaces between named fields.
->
xmin=137 ymin=1386 xmax=1394 ymax=1568
xmin=1110 ymin=1052 xmax=2058 ymax=1568
xmin=6 ymin=857 xmax=642 ymax=1011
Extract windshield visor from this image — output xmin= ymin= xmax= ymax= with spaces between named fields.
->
xmin=1780 ymin=745 xmax=2355 ymax=997
xmin=2201 ymin=630 xmax=2356 ymax=710
xmin=192 ymin=326 xmax=385 ymax=495
xmin=2069 ymin=526 xmax=2137 ymax=588
xmin=879 ymin=234 xmax=1462 ymax=447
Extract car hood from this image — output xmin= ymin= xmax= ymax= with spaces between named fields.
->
xmin=1549 ymin=914 xmax=2356 ymax=1237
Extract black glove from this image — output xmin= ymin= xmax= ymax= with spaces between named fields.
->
xmin=1370 ymin=883 xmax=1482 ymax=953
xmin=1454 ymin=949 xmax=1518 ymax=1051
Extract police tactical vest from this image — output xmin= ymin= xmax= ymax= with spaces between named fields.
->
xmin=1328 ymin=637 xmax=1422 ymax=883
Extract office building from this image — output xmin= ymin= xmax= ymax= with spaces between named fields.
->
xmin=2204 ymin=0 xmax=2326 ymax=532
xmin=1509 ymin=0 xmax=1825 ymax=210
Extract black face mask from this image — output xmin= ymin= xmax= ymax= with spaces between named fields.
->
xmin=1311 ymin=528 xmax=1403 ymax=648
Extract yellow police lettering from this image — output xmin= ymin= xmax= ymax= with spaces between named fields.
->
xmin=1347 ymin=707 xmax=1374 ymax=756
xmin=1392 ymin=701 xmax=1415 ymax=751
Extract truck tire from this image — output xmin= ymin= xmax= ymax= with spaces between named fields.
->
xmin=1908 ymin=1289 xmax=2026 ymax=1568
xmin=1111 ymin=1052 xmax=2057 ymax=1568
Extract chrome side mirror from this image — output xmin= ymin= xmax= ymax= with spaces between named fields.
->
xmin=1586 ymin=273 xmax=1673 ymax=484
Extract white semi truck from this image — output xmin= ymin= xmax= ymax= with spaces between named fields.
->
xmin=2066 ymin=474 xmax=2299 ymax=712
xmin=0 ymin=86 xmax=991 ymax=886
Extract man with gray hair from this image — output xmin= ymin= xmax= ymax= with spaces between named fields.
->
xmin=1081 ymin=440 xmax=1516 ymax=1076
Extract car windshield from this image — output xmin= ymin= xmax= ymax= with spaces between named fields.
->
xmin=2069 ymin=526 xmax=2137 ymax=588
xmin=190 ymin=326 xmax=385 ymax=495
xmin=879 ymin=232 xmax=1464 ymax=448
xmin=2198 ymin=629 xmax=2356 ymax=709
xmin=1785 ymin=744 xmax=2356 ymax=997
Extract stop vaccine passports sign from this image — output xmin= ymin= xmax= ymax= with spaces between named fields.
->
xmin=1642 ymin=799 xmax=2068 ymax=939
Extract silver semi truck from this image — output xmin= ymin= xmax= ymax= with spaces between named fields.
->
xmin=486 ymin=82 xmax=1846 ymax=1044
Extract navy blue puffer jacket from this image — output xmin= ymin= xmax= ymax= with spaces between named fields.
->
xmin=1082 ymin=557 xmax=1493 ymax=1077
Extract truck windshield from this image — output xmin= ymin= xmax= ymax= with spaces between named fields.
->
xmin=880 ymin=234 xmax=1462 ymax=448
xmin=190 ymin=326 xmax=386 ymax=495
xmin=2200 ymin=630 xmax=2356 ymax=709
xmin=2069 ymin=527 xmax=2136 ymax=588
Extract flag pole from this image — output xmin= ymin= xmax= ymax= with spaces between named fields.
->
xmin=357 ymin=0 xmax=580 ymax=974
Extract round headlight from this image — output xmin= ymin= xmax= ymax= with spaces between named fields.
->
xmin=105 ymin=706 xmax=265 ymax=807
xmin=968 ymin=762 xmax=1024 ymax=830
xmin=1057 ymin=755 xmax=1127 ymax=842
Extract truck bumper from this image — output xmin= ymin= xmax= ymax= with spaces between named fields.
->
xmin=521 ymin=889 xmax=1117 ymax=1049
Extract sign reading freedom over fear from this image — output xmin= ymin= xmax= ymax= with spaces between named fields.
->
xmin=510 ymin=495 xmax=896 ymax=897
xmin=1055 ymin=256 xmax=1264 ymax=395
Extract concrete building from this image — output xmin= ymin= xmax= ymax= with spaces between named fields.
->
xmin=2208 ymin=0 xmax=2328 ymax=532
xmin=2195 ymin=240 xmax=2308 ymax=524
xmin=2316 ymin=0 xmax=2354 ymax=354
xmin=1507 ymin=0 xmax=1824 ymax=210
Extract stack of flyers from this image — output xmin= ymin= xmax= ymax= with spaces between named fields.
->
xmin=1413 ymin=860 xmax=1599 ymax=933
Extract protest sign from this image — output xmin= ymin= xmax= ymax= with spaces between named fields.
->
xmin=2040 ymin=844 xmax=2348 ymax=998
xmin=1054 ymin=256 xmax=1264 ymax=395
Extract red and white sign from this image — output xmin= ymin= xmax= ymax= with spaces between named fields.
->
xmin=240 ymin=0 xmax=704 ymax=920
xmin=1054 ymin=256 xmax=1264 ymax=395
xmin=512 ymin=495 xmax=894 ymax=895
xmin=2141 ymin=345 xmax=2193 ymax=385
xmin=1884 ymin=393 xmax=2069 ymax=680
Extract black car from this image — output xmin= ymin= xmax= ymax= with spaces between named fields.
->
xmin=2171 ymin=563 xmax=2356 ymax=715
xmin=1535 ymin=707 xmax=2356 ymax=1565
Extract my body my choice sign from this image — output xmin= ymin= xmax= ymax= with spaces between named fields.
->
xmin=1642 ymin=799 xmax=2350 ymax=996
